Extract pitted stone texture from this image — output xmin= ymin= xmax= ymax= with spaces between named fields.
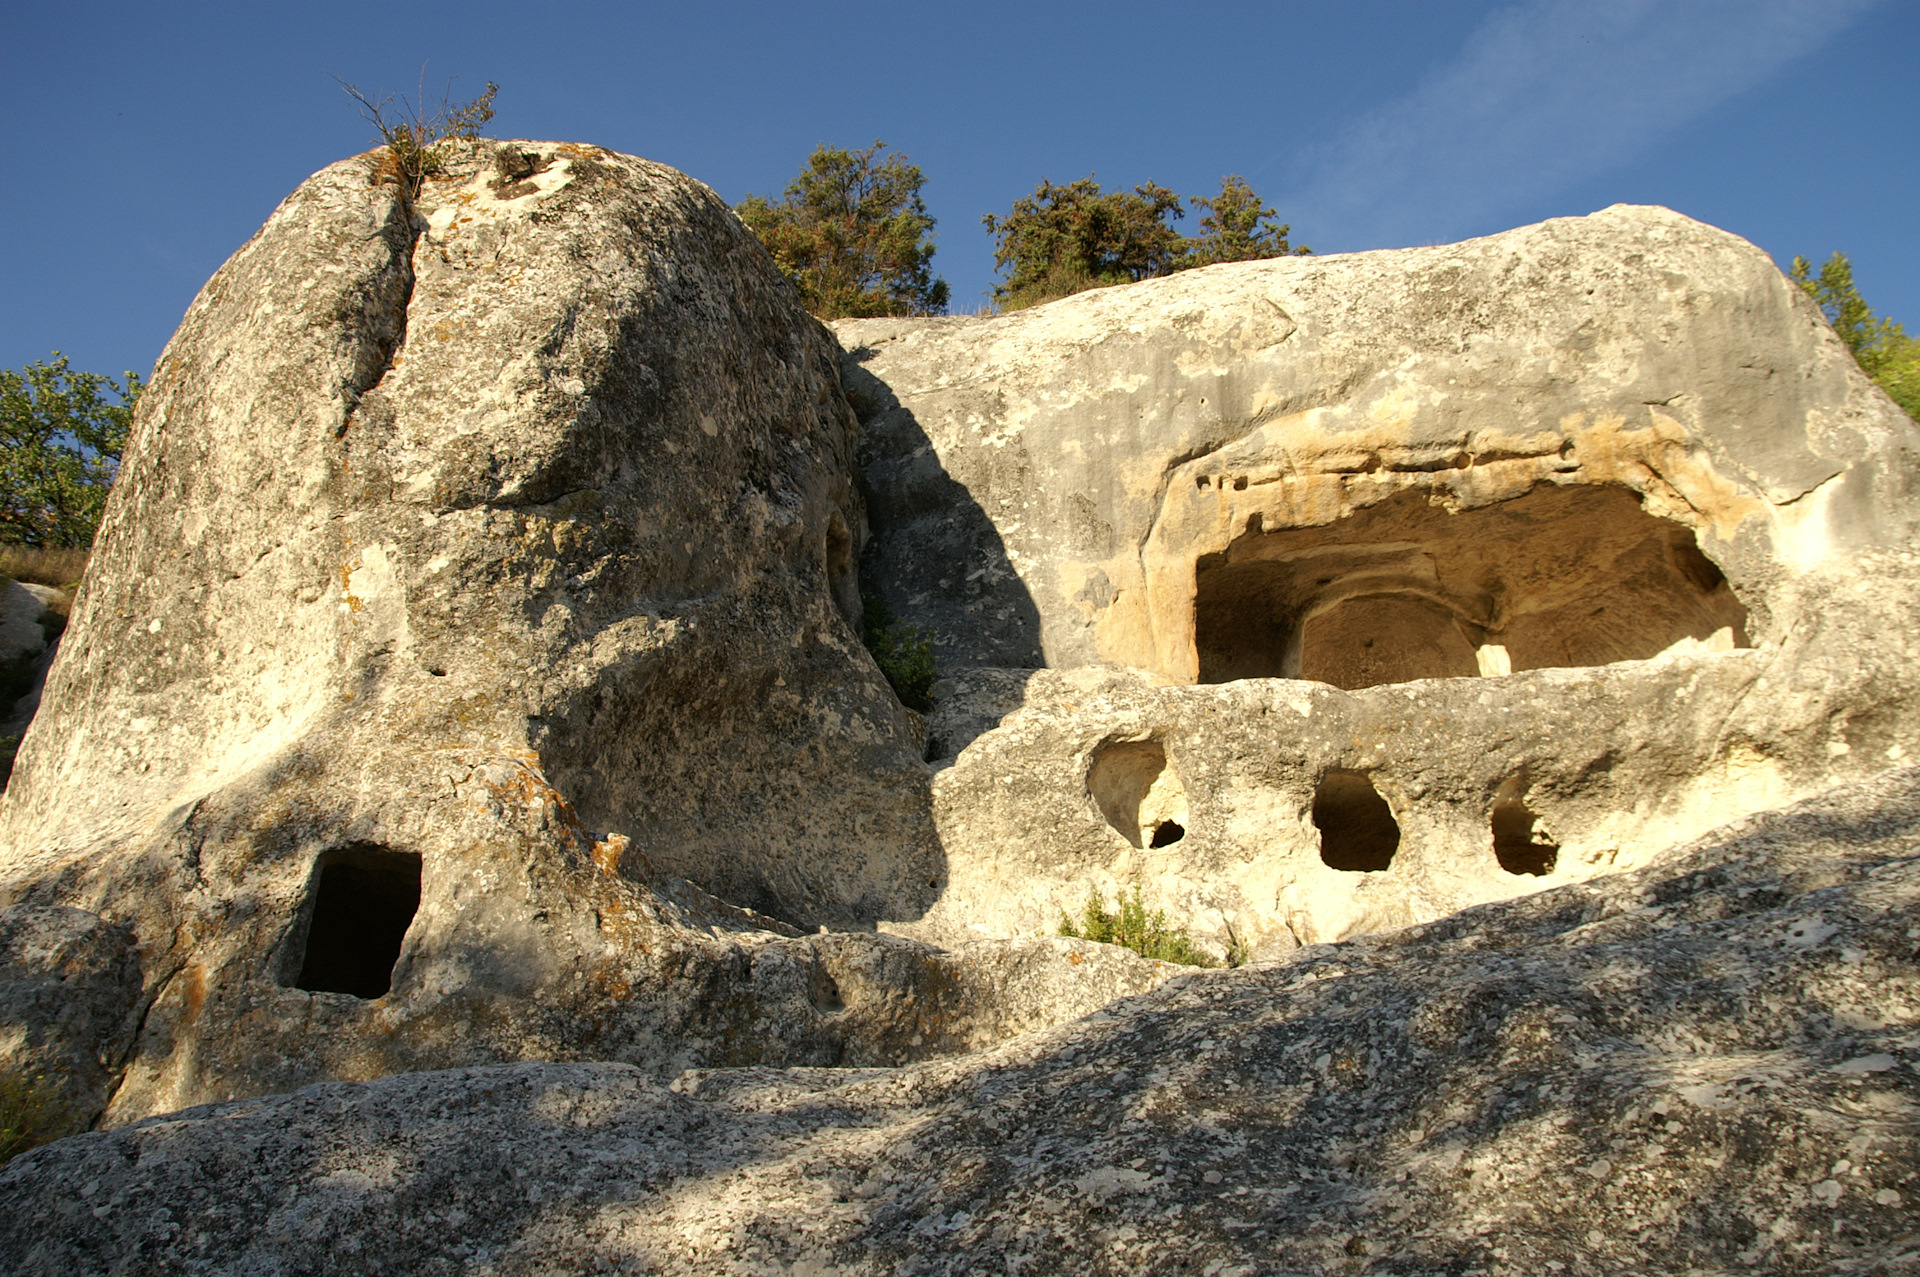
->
xmin=5 ymin=768 xmax=1915 ymax=1275
xmin=844 ymin=206 xmax=1920 ymax=954
xmin=0 ymin=142 xmax=1159 ymax=1124
xmin=910 ymin=551 xmax=1920 ymax=957
xmin=0 ymin=905 xmax=141 ymax=1129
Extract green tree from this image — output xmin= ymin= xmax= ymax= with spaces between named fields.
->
xmin=0 ymin=354 xmax=142 ymax=547
xmin=1790 ymin=251 xmax=1919 ymax=421
xmin=738 ymin=141 xmax=950 ymax=320
xmin=982 ymin=177 xmax=1186 ymax=310
xmin=1185 ymin=175 xmax=1310 ymax=265
xmin=983 ymin=174 xmax=1308 ymax=311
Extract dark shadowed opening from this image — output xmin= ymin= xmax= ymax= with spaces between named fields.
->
xmin=1491 ymin=797 xmax=1559 ymax=876
xmin=1194 ymin=485 xmax=1750 ymax=689
xmin=1149 ymin=820 xmax=1186 ymax=847
xmin=293 ymin=845 xmax=422 ymax=999
xmin=1314 ymin=771 xmax=1400 ymax=872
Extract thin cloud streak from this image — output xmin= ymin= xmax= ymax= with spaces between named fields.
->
xmin=1282 ymin=0 xmax=1881 ymax=251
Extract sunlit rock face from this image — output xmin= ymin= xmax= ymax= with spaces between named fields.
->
xmin=0 ymin=142 xmax=1172 ymax=1127
xmin=842 ymin=205 xmax=1920 ymax=957
xmin=5 ymin=767 xmax=1916 ymax=1276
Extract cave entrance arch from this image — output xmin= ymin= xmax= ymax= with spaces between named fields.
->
xmin=1193 ymin=485 xmax=1748 ymax=689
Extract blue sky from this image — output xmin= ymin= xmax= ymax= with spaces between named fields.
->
xmin=2 ymin=0 xmax=1915 ymax=383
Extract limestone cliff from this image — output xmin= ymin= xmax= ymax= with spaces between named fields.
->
xmin=840 ymin=206 xmax=1920 ymax=957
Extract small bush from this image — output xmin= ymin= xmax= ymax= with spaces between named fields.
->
xmin=337 ymin=72 xmax=497 ymax=194
xmin=1059 ymin=883 xmax=1227 ymax=967
xmin=861 ymin=594 xmax=938 ymax=712
xmin=0 ymin=1071 xmax=75 ymax=1167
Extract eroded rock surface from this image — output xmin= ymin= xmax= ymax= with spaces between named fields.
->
xmin=0 ymin=142 xmax=1168 ymax=1125
xmin=842 ymin=206 xmax=1920 ymax=955
xmin=5 ymin=767 xmax=1915 ymax=1275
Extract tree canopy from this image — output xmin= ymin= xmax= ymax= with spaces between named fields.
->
xmin=984 ymin=174 xmax=1308 ymax=310
xmin=0 ymin=354 xmax=141 ymax=548
xmin=981 ymin=178 xmax=1188 ymax=311
xmin=1792 ymin=251 xmax=1919 ymax=422
xmin=738 ymin=141 xmax=950 ymax=320
xmin=1184 ymin=175 xmax=1309 ymax=266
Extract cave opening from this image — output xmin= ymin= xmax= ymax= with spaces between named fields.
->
xmin=292 ymin=845 xmax=422 ymax=999
xmin=1491 ymin=796 xmax=1559 ymax=876
xmin=1193 ymin=484 xmax=1749 ymax=689
xmin=1313 ymin=771 xmax=1400 ymax=872
xmin=1088 ymin=738 xmax=1190 ymax=849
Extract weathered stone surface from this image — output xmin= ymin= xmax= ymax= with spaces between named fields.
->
xmin=6 ymin=766 xmax=1915 ymax=1275
xmin=842 ymin=206 xmax=1920 ymax=954
xmin=0 ymin=142 xmax=1169 ymax=1124
xmin=0 ymin=580 xmax=58 ymax=664
xmin=0 ymin=904 xmax=141 ymax=1130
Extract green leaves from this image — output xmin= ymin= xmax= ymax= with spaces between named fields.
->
xmin=0 ymin=353 xmax=140 ymax=548
xmin=1790 ymin=251 xmax=1918 ymax=421
xmin=984 ymin=173 xmax=1308 ymax=311
xmin=738 ymin=142 xmax=950 ymax=320
xmin=860 ymin=594 xmax=938 ymax=712
xmin=1059 ymin=882 xmax=1226 ymax=968
xmin=1185 ymin=175 xmax=1309 ymax=266
xmin=981 ymin=178 xmax=1187 ymax=311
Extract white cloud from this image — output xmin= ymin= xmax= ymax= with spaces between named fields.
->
xmin=1283 ymin=0 xmax=1881 ymax=249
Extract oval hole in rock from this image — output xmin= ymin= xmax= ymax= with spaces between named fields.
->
xmin=808 ymin=960 xmax=846 ymax=1014
xmin=1087 ymin=738 xmax=1189 ymax=849
xmin=291 ymin=844 xmax=422 ymax=999
xmin=1313 ymin=771 xmax=1399 ymax=872
xmin=1491 ymin=796 xmax=1559 ymax=876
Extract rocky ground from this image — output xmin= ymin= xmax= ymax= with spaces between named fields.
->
xmin=4 ymin=765 xmax=1915 ymax=1275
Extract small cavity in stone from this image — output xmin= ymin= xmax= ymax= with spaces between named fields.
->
xmin=1491 ymin=796 xmax=1559 ymax=876
xmin=1088 ymin=738 xmax=1190 ymax=849
xmin=1313 ymin=771 xmax=1400 ymax=872
xmin=292 ymin=845 xmax=422 ymax=999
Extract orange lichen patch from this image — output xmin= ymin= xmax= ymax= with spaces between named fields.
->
xmin=591 ymin=833 xmax=631 ymax=875
xmin=180 ymin=964 xmax=208 ymax=1023
xmin=555 ymin=142 xmax=613 ymax=161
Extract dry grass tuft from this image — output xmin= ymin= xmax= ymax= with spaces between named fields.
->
xmin=0 ymin=544 xmax=86 ymax=597
xmin=0 ymin=1071 xmax=77 ymax=1167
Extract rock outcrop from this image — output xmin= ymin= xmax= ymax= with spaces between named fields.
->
xmin=5 ymin=766 xmax=1915 ymax=1275
xmin=0 ymin=142 xmax=1168 ymax=1128
xmin=842 ymin=206 xmax=1920 ymax=957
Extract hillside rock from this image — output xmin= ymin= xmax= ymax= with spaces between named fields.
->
xmin=0 ymin=142 xmax=1167 ymax=1126
xmin=841 ymin=206 xmax=1920 ymax=956
xmin=5 ymin=765 xmax=1915 ymax=1275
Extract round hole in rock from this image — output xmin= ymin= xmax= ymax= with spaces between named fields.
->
xmin=1491 ymin=797 xmax=1559 ymax=876
xmin=1088 ymin=738 xmax=1189 ymax=849
xmin=1312 ymin=771 xmax=1399 ymax=872
xmin=292 ymin=844 xmax=422 ymax=999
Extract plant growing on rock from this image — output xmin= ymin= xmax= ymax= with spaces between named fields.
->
xmin=860 ymin=594 xmax=938 ymax=712
xmin=1791 ymin=251 xmax=1918 ymax=421
xmin=0 ymin=354 xmax=140 ymax=549
xmin=1059 ymin=883 xmax=1224 ymax=967
xmin=337 ymin=72 xmax=498 ymax=195
xmin=739 ymin=142 xmax=951 ymax=320
xmin=983 ymin=177 xmax=1187 ymax=310
xmin=0 ymin=1071 xmax=75 ymax=1167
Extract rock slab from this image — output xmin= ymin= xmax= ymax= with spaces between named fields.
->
xmin=4 ymin=766 xmax=1916 ymax=1275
